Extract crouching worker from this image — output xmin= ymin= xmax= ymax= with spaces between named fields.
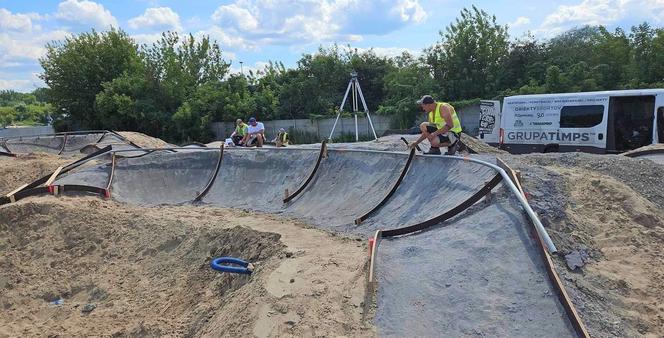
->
xmin=410 ymin=95 xmax=462 ymax=155
xmin=244 ymin=117 xmax=265 ymax=147
xmin=272 ymin=128 xmax=289 ymax=147
xmin=231 ymin=119 xmax=248 ymax=146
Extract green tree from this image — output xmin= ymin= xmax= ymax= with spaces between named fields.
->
xmin=39 ymin=29 xmax=141 ymax=129
xmin=425 ymin=6 xmax=509 ymax=100
xmin=378 ymin=52 xmax=438 ymax=128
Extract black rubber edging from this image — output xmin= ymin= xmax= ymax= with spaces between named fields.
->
xmin=57 ymin=133 xmax=68 ymax=155
xmin=355 ymin=148 xmax=416 ymax=224
xmin=623 ymin=148 xmax=664 ymax=158
xmin=382 ymin=173 xmax=503 ymax=237
xmin=194 ymin=145 xmax=224 ymax=202
xmin=0 ymin=186 xmax=50 ymax=205
xmin=0 ymin=151 xmax=15 ymax=157
xmin=22 ymin=145 xmax=112 ymax=191
xmin=283 ymin=140 xmax=327 ymax=203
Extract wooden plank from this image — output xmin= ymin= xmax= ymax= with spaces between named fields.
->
xmin=367 ymin=230 xmax=382 ymax=286
xmin=5 ymin=183 xmax=28 ymax=197
xmin=44 ymin=166 xmax=64 ymax=187
xmin=105 ymin=153 xmax=117 ymax=191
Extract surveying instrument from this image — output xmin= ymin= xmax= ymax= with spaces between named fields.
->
xmin=328 ymin=71 xmax=378 ymax=142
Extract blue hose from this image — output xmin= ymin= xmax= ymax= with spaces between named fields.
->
xmin=210 ymin=257 xmax=253 ymax=274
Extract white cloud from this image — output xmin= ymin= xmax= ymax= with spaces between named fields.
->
xmin=392 ymin=0 xmax=427 ymax=23
xmin=0 ymin=29 xmax=70 ymax=64
xmin=131 ymin=33 xmax=163 ymax=45
xmin=206 ymin=0 xmax=427 ymax=50
xmin=352 ymin=46 xmax=419 ymax=58
xmin=539 ymin=0 xmax=664 ymax=35
xmin=510 ymin=16 xmax=531 ymax=28
xmin=128 ymin=7 xmax=182 ymax=31
xmin=200 ymin=26 xmax=255 ymax=51
xmin=228 ymin=60 xmax=270 ymax=75
xmin=211 ymin=4 xmax=258 ymax=31
xmin=0 ymin=78 xmax=32 ymax=91
xmin=0 ymin=8 xmax=36 ymax=32
xmin=55 ymin=0 xmax=118 ymax=29
xmin=0 ymin=73 xmax=45 ymax=92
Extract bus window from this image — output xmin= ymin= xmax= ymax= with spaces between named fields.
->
xmin=559 ymin=105 xmax=604 ymax=128
xmin=608 ymin=96 xmax=655 ymax=151
xmin=658 ymin=107 xmax=663 ymax=143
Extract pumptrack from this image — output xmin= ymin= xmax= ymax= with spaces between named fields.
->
xmin=1 ymin=141 xmax=589 ymax=337
xmin=0 ymin=130 xmax=140 ymax=156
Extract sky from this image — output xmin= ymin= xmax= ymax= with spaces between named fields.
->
xmin=1 ymin=0 xmax=664 ymax=92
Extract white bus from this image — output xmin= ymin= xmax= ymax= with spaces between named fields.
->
xmin=478 ymin=89 xmax=664 ymax=154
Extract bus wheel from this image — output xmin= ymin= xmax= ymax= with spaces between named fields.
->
xmin=543 ymin=144 xmax=559 ymax=153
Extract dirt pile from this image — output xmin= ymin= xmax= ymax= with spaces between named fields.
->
xmin=0 ymin=154 xmax=71 ymax=194
xmin=506 ymin=153 xmax=664 ymax=337
xmin=0 ymin=197 xmax=372 ymax=337
xmin=117 ymin=131 xmax=172 ymax=149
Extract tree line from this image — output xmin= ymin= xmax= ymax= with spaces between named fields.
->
xmin=28 ymin=6 xmax=664 ymax=143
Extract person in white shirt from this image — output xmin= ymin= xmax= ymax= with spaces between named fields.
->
xmin=244 ymin=117 xmax=265 ymax=147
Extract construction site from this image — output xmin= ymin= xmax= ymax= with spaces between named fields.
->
xmin=0 ymin=130 xmax=662 ymax=337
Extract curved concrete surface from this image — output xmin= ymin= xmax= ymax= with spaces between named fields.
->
xmin=285 ymin=150 xmax=408 ymax=228
xmin=4 ymin=135 xmax=65 ymax=153
xmin=18 ymin=147 xmax=576 ymax=337
xmin=356 ymin=155 xmax=496 ymax=235
xmin=111 ymin=150 xmax=220 ymax=205
xmin=53 ymin=161 xmax=111 ymax=189
xmin=376 ymin=197 xmax=574 ymax=337
xmin=1 ymin=132 xmax=135 ymax=155
xmin=202 ymin=148 xmax=319 ymax=212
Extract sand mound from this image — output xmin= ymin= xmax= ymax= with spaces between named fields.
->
xmin=0 ymin=197 xmax=372 ymax=337
xmin=0 ymin=154 xmax=72 ymax=194
xmin=506 ymin=153 xmax=664 ymax=337
xmin=116 ymin=131 xmax=172 ymax=149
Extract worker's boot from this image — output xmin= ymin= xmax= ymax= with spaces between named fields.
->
xmin=445 ymin=141 xmax=460 ymax=155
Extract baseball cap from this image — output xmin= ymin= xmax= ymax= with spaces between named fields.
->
xmin=416 ymin=95 xmax=435 ymax=105
xmin=249 ymin=117 xmax=256 ymax=123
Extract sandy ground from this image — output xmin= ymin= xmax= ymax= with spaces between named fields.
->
xmin=0 ymin=197 xmax=373 ymax=337
xmin=116 ymin=131 xmax=173 ymax=149
xmin=508 ymin=153 xmax=664 ymax=337
xmin=0 ymin=154 xmax=72 ymax=194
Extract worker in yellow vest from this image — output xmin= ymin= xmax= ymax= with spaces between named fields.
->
xmin=273 ymin=128 xmax=290 ymax=147
xmin=410 ymin=95 xmax=463 ymax=155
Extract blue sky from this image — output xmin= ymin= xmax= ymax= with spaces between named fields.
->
xmin=2 ymin=0 xmax=664 ymax=92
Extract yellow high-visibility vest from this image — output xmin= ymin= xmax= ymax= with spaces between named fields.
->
xmin=429 ymin=102 xmax=462 ymax=133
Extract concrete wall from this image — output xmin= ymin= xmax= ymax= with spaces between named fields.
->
xmin=210 ymin=104 xmax=481 ymax=141
xmin=0 ymin=126 xmax=54 ymax=138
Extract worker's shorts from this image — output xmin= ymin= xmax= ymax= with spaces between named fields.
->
xmin=247 ymin=134 xmax=263 ymax=146
xmin=425 ymin=124 xmax=459 ymax=144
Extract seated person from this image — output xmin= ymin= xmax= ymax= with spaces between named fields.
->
xmin=243 ymin=117 xmax=265 ymax=147
xmin=272 ymin=128 xmax=289 ymax=147
xmin=231 ymin=119 xmax=248 ymax=145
